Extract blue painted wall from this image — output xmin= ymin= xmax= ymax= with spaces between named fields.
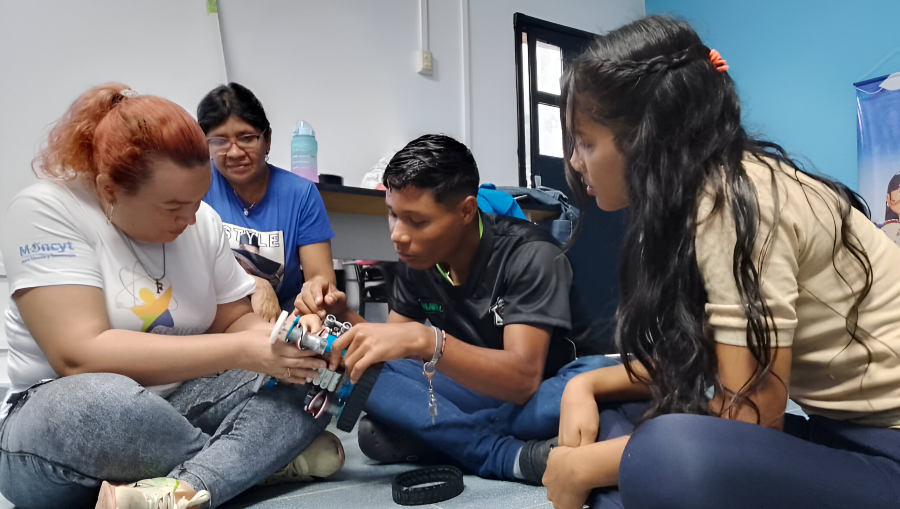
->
xmin=645 ymin=0 xmax=900 ymax=190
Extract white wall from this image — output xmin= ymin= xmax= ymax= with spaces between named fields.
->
xmin=0 ymin=254 xmax=7 ymax=388
xmin=0 ymin=0 xmax=228 ymax=387
xmin=0 ymin=0 xmax=645 ymax=219
xmin=469 ymin=0 xmax=644 ymax=185
xmin=0 ymin=0 xmax=227 ymax=228
xmin=217 ymin=0 xmax=644 ymax=187
xmin=217 ymin=0 xmax=465 ymax=187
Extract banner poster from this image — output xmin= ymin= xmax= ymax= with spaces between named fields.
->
xmin=856 ymin=73 xmax=900 ymax=247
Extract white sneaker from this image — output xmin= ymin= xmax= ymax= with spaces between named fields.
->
xmin=95 ymin=478 xmax=210 ymax=509
xmin=258 ymin=431 xmax=346 ymax=486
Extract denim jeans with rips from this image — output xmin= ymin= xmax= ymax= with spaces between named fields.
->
xmin=0 ymin=370 xmax=327 ymax=509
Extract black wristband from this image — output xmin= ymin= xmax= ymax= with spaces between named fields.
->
xmin=391 ymin=466 xmax=465 ymax=505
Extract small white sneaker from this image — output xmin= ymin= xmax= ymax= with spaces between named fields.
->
xmin=258 ymin=431 xmax=346 ymax=486
xmin=95 ymin=478 xmax=210 ymax=509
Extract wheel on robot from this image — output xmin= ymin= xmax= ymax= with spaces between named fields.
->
xmin=336 ymin=362 xmax=385 ymax=432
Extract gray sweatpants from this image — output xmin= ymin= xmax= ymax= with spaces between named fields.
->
xmin=0 ymin=371 xmax=327 ymax=509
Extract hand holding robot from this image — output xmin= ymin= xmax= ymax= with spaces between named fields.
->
xmin=254 ymin=310 xmax=383 ymax=432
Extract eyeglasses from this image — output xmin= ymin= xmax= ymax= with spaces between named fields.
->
xmin=207 ymin=132 xmax=265 ymax=155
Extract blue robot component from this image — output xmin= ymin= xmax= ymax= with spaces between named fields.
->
xmin=269 ymin=311 xmax=383 ymax=432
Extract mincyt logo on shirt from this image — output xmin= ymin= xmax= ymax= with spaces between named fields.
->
xmin=18 ymin=241 xmax=76 ymax=264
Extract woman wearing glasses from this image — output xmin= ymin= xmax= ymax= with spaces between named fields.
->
xmin=198 ymin=83 xmax=336 ymax=323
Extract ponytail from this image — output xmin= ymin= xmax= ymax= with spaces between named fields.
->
xmin=35 ymin=82 xmax=209 ymax=193
xmin=35 ymin=82 xmax=130 ymax=182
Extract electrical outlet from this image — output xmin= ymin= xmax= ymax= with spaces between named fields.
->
xmin=418 ymin=50 xmax=433 ymax=76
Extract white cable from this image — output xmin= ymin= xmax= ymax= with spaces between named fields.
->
xmin=460 ymin=0 xmax=472 ymax=146
xmin=419 ymin=0 xmax=429 ymax=52
xmin=208 ymin=0 xmax=229 ymax=83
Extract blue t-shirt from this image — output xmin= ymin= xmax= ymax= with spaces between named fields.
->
xmin=203 ymin=163 xmax=335 ymax=311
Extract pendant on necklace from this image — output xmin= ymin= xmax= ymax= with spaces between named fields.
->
xmin=155 ymin=279 xmax=163 ymax=294
xmin=243 ymin=208 xmax=250 ymax=216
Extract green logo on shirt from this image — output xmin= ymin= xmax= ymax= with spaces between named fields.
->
xmin=421 ymin=302 xmax=443 ymax=313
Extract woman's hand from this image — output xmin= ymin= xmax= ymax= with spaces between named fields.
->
xmin=544 ymin=446 xmax=592 ymax=509
xmin=559 ymin=372 xmax=601 ymax=448
xmin=250 ymin=275 xmax=281 ymax=323
xmin=296 ymin=276 xmax=347 ymax=319
xmin=241 ymin=328 xmax=327 ymax=384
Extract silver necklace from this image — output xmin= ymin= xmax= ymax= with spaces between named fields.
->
xmin=233 ymin=167 xmax=269 ymax=216
xmin=124 ymin=238 xmax=167 ymax=294
xmin=234 ymin=189 xmax=259 ymax=216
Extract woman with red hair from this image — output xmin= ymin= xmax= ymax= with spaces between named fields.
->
xmin=0 ymin=83 xmax=343 ymax=509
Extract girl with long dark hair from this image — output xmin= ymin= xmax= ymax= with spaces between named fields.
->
xmin=542 ymin=15 xmax=900 ymax=509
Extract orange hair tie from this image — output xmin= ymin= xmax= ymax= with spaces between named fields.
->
xmin=709 ymin=49 xmax=729 ymax=72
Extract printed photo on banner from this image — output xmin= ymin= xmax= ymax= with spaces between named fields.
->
xmin=856 ymin=73 xmax=900 ymax=247
xmin=222 ymin=223 xmax=286 ymax=291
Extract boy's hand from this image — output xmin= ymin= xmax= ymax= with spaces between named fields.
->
xmin=328 ymin=322 xmax=433 ymax=382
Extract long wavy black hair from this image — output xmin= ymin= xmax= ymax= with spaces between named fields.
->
xmin=561 ymin=16 xmax=873 ymax=420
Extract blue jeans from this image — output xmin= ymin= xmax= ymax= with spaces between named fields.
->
xmin=0 ymin=371 xmax=328 ymax=509
xmin=364 ymin=355 xmax=619 ymax=480
xmin=615 ymin=413 xmax=900 ymax=509
xmin=582 ymin=407 xmax=900 ymax=509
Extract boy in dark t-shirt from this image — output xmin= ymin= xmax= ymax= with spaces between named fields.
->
xmin=296 ymin=134 xmax=615 ymax=484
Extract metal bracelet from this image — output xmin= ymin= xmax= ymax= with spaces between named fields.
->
xmin=429 ymin=326 xmax=444 ymax=366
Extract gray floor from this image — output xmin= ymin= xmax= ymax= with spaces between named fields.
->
xmin=0 ymin=420 xmax=548 ymax=509
xmin=0 ymin=387 xmax=811 ymax=509
xmin=220 ymin=422 xmax=549 ymax=509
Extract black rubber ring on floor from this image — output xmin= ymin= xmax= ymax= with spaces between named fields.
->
xmin=391 ymin=465 xmax=465 ymax=505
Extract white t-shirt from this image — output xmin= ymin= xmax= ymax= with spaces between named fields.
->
xmin=0 ymin=179 xmax=256 ymax=417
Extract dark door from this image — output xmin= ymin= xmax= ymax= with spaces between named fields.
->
xmin=515 ymin=14 xmax=627 ymax=352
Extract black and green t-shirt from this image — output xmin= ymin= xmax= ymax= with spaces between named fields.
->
xmin=389 ymin=213 xmax=603 ymax=378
